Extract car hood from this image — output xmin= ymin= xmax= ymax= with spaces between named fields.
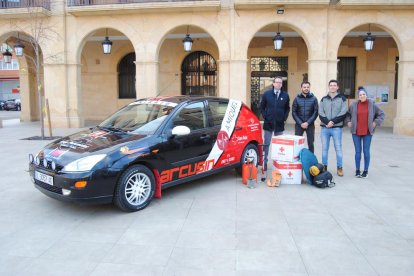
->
xmin=40 ymin=128 xmax=148 ymax=167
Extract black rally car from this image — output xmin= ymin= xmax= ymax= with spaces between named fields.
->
xmin=29 ymin=96 xmax=263 ymax=212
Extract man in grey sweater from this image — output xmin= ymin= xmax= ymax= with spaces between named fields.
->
xmin=318 ymin=80 xmax=348 ymax=176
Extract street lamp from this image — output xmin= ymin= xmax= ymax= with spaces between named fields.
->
xmin=183 ymin=26 xmax=193 ymax=52
xmin=2 ymin=48 xmax=12 ymax=64
xmin=102 ymin=28 xmax=112 ymax=54
xmin=273 ymin=24 xmax=284 ymax=51
xmin=14 ymin=34 xmax=25 ymax=57
xmin=364 ymin=24 xmax=375 ymax=51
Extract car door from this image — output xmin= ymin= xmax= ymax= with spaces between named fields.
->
xmin=157 ymin=101 xmax=217 ymax=180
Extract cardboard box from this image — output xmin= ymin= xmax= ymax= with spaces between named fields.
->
xmin=271 ymin=135 xmax=305 ymax=162
xmin=273 ymin=160 xmax=302 ymax=185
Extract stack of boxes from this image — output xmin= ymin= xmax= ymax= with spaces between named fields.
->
xmin=271 ymin=135 xmax=305 ymax=185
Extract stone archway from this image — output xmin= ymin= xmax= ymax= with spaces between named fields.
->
xmin=338 ymin=24 xmax=399 ymax=127
xmin=247 ymin=23 xmax=309 ymax=121
xmin=78 ymin=28 xmax=135 ymax=125
xmin=157 ymin=25 xmax=220 ymax=97
xmin=0 ymin=31 xmax=44 ymax=123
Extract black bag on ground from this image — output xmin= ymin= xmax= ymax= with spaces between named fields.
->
xmin=312 ymin=171 xmax=335 ymax=188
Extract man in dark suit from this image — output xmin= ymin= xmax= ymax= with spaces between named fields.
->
xmin=260 ymin=76 xmax=290 ymax=170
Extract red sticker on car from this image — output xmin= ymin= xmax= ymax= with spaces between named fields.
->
xmin=49 ymin=148 xmax=68 ymax=158
xmin=217 ymin=131 xmax=229 ymax=150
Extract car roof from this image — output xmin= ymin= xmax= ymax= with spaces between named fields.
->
xmin=134 ymin=95 xmax=231 ymax=105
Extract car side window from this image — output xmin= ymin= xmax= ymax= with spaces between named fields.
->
xmin=207 ymin=100 xmax=228 ymax=127
xmin=172 ymin=102 xmax=207 ymax=131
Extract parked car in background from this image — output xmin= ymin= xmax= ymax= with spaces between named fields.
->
xmin=4 ymin=99 xmax=21 ymax=111
xmin=0 ymin=100 xmax=6 ymax=110
xmin=29 ymin=96 xmax=263 ymax=212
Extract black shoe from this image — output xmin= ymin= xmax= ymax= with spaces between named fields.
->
xmin=323 ymin=165 xmax=327 ymax=172
xmin=361 ymin=171 xmax=368 ymax=178
xmin=355 ymin=170 xmax=361 ymax=178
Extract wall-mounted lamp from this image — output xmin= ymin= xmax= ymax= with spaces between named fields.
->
xmin=102 ymin=28 xmax=112 ymax=55
xmin=277 ymin=6 xmax=284 ymax=14
xmin=14 ymin=33 xmax=25 ymax=57
xmin=273 ymin=24 xmax=284 ymax=51
xmin=363 ymin=24 xmax=375 ymax=51
xmin=183 ymin=26 xmax=193 ymax=52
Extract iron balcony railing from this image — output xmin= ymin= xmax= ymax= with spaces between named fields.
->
xmin=67 ymin=0 xmax=209 ymax=7
xmin=0 ymin=0 xmax=50 ymax=9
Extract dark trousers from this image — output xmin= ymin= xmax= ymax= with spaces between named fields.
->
xmin=295 ymin=124 xmax=315 ymax=153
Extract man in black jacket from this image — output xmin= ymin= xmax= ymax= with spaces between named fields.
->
xmin=292 ymin=81 xmax=318 ymax=153
xmin=260 ymin=76 xmax=290 ymax=170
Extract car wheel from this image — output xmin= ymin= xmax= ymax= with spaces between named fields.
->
xmin=236 ymin=143 xmax=259 ymax=175
xmin=17 ymin=106 xmax=21 ymax=111
xmin=114 ymin=165 xmax=155 ymax=212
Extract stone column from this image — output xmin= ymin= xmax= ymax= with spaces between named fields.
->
xmin=229 ymin=59 xmax=248 ymax=104
xmin=217 ymin=59 xmax=230 ymax=98
xmin=135 ymin=60 xmax=159 ymax=98
xmin=18 ymin=68 xmax=38 ymax=122
xmin=307 ymin=58 xmax=339 ymax=100
xmin=43 ymin=63 xmax=83 ymax=128
xmin=66 ymin=63 xmax=83 ymax=128
xmin=307 ymin=58 xmax=338 ymax=133
xmin=393 ymin=59 xmax=414 ymax=135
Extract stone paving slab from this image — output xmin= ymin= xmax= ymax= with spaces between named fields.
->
xmin=1 ymin=121 xmax=414 ymax=275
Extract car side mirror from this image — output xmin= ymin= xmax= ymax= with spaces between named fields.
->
xmin=171 ymin=125 xmax=190 ymax=136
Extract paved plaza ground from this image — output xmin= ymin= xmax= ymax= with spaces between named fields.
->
xmin=1 ymin=112 xmax=414 ymax=275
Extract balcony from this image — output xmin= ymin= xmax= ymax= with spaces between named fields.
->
xmin=234 ymin=0 xmax=330 ymax=10
xmin=66 ymin=0 xmax=220 ymax=15
xmin=0 ymin=0 xmax=50 ymax=9
xmin=0 ymin=0 xmax=51 ymax=18
xmin=336 ymin=0 xmax=414 ymax=8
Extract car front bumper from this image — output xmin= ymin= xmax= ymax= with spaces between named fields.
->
xmin=29 ymin=163 xmax=119 ymax=204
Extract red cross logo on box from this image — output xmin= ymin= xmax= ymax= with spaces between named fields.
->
xmin=279 ymin=146 xmax=285 ymax=153
xmin=288 ymin=171 xmax=292 ymax=177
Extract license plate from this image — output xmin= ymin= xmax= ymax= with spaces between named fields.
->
xmin=35 ymin=171 xmax=54 ymax=186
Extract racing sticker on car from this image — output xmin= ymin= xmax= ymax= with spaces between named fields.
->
xmin=120 ymin=146 xmax=146 ymax=155
xmin=48 ymin=148 xmax=68 ymax=159
xmin=205 ymin=99 xmax=242 ymax=166
xmin=159 ymin=159 xmax=215 ymax=184
xmin=88 ymin=130 xmax=108 ymax=139
xmin=130 ymin=99 xmax=177 ymax=107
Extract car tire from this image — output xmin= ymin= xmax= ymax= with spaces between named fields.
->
xmin=236 ymin=143 xmax=259 ymax=175
xmin=114 ymin=165 xmax=155 ymax=212
xmin=17 ymin=106 xmax=21 ymax=111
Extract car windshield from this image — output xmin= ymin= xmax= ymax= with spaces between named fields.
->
xmin=99 ymin=101 xmax=176 ymax=135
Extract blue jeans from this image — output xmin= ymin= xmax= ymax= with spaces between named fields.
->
xmin=263 ymin=129 xmax=283 ymax=170
xmin=321 ymin=127 xmax=343 ymax=168
xmin=352 ymin=134 xmax=372 ymax=171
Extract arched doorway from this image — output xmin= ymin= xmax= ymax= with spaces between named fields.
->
xmin=250 ymin=56 xmax=288 ymax=118
xmin=338 ymin=24 xmax=398 ymax=127
xmin=247 ymin=24 xmax=308 ymax=120
xmin=79 ymin=28 xmax=135 ymax=124
xmin=0 ymin=32 xmax=43 ymax=123
xmin=118 ymin=52 xmax=136 ymax=99
xmin=181 ymin=51 xmax=217 ymax=96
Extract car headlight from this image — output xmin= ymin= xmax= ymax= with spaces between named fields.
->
xmin=62 ymin=154 xmax=106 ymax=172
